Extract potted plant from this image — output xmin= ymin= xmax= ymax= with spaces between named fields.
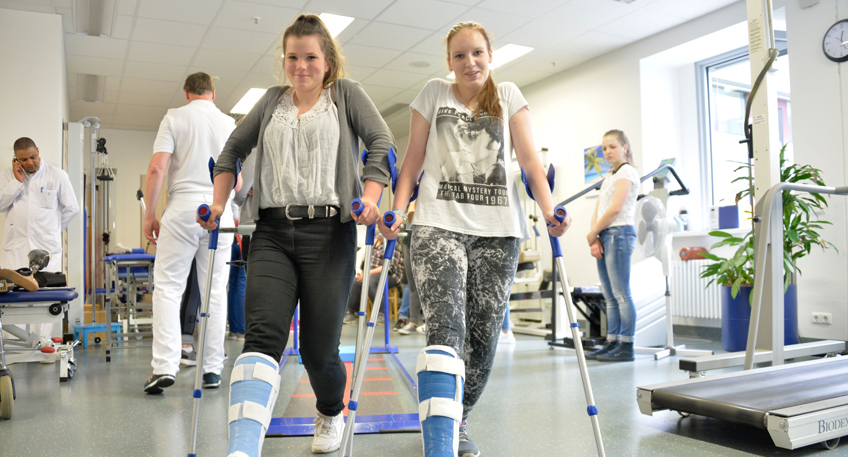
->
xmin=699 ymin=145 xmax=837 ymax=351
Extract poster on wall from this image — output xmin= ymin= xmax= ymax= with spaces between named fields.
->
xmin=584 ymin=144 xmax=610 ymax=184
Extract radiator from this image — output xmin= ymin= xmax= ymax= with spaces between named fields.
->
xmin=670 ymin=260 xmax=722 ymax=319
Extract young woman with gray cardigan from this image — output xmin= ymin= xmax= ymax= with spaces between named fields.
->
xmin=198 ymin=15 xmax=394 ymax=457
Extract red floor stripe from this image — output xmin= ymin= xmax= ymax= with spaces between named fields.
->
xmin=301 ymin=377 xmax=390 ymax=383
xmin=292 ymin=393 xmax=316 ymax=397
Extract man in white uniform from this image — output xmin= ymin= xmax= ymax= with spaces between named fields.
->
xmin=143 ymin=72 xmax=236 ymax=394
xmin=0 ymin=138 xmax=80 ymax=338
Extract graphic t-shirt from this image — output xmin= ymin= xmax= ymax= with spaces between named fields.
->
xmin=409 ymin=79 xmax=530 ymax=240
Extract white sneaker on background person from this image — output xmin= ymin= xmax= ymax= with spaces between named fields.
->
xmin=416 ymin=323 xmax=427 ymax=335
xmin=498 ymin=329 xmax=516 ymax=345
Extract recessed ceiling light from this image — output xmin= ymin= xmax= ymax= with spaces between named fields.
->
xmin=409 ymin=61 xmax=431 ymax=68
xmin=319 ymin=13 xmax=355 ymax=38
xmin=231 ymin=88 xmax=267 ymax=115
xmin=446 ymin=44 xmax=534 ymax=79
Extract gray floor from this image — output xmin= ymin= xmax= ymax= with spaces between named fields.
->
xmin=1 ymin=327 xmax=846 ymax=457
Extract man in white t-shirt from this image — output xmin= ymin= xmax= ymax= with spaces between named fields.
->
xmin=142 ymin=72 xmax=237 ymax=394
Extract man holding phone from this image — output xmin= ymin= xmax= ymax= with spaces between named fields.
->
xmin=0 ymin=137 xmax=79 ymax=336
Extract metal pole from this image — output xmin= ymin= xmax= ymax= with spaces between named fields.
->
xmin=188 ymin=204 xmax=220 ymax=457
xmin=554 ymin=255 xmax=605 ymax=457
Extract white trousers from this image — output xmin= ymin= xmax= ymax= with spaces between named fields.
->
xmin=151 ymin=196 xmax=233 ymax=376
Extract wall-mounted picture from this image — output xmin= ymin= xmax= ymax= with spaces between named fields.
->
xmin=584 ymin=144 xmax=611 ymax=184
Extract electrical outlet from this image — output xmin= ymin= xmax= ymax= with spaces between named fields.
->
xmin=813 ymin=312 xmax=833 ymax=325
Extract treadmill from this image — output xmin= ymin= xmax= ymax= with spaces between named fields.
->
xmin=639 ymin=181 xmax=848 ymax=450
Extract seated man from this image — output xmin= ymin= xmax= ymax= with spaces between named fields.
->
xmin=344 ymin=237 xmax=403 ymax=324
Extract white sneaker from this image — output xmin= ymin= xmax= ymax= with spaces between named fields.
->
xmin=498 ymin=329 xmax=516 ymax=345
xmin=416 ymin=323 xmax=427 ymax=335
xmin=398 ymin=322 xmax=418 ymax=335
xmin=311 ymin=412 xmax=343 ymax=453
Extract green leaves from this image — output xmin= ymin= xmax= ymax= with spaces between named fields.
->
xmin=701 ymin=143 xmax=836 ymax=291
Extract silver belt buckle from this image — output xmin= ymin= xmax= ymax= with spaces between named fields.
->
xmin=307 ymin=205 xmax=315 ymax=219
xmin=285 ymin=203 xmax=302 ymax=221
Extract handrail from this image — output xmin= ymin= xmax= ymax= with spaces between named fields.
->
xmin=559 ymin=163 xmax=689 ymax=206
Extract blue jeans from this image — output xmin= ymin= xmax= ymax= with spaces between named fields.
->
xmin=399 ymin=284 xmax=411 ymax=320
xmin=596 ymin=225 xmax=636 ymax=343
xmin=227 ymin=242 xmax=246 ymax=335
xmin=502 ymin=306 xmax=511 ymax=331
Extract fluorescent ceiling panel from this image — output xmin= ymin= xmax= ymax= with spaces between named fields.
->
xmin=319 ymin=13 xmax=355 ymax=38
xmin=231 ymin=88 xmax=267 ymax=114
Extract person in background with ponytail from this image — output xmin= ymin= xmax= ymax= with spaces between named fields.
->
xmin=380 ymin=21 xmax=570 ymax=457
xmin=585 ymin=130 xmax=640 ymax=362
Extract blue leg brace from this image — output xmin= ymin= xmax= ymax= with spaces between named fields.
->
xmin=227 ymin=352 xmax=281 ymax=457
xmin=417 ymin=345 xmax=465 ymax=457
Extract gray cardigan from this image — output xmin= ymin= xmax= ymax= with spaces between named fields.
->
xmin=213 ymin=78 xmax=395 ymax=223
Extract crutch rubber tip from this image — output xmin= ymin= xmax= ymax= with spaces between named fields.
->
xmin=348 ymin=401 xmax=358 ymax=411
xmin=587 ymin=405 xmax=598 ymax=416
xmin=571 ymin=322 xmax=580 ymax=328
xmin=193 ymin=389 xmax=202 ymax=399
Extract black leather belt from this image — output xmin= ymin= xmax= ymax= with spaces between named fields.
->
xmin=259 ymin=204 xmax=339 ymax=220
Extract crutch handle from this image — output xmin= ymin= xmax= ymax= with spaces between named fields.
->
xmin=351 ymin=198 xmax=364 ymax=216
xmin=547 ymin=206 xmax=567 ymax=258
xmin=552 ymin=206 xmax=567 ymax=224
xmin=197 ymin=204 xmax=220 ymax=250
xmin=197 ymin=204 xmax=212 ymax=222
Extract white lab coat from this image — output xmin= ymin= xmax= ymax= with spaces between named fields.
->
xmin=0 ymin=162 xmax=79 ymax=272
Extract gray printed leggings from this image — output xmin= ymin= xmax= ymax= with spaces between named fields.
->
xmin=411 ymin=225 xmax=520 ymax=421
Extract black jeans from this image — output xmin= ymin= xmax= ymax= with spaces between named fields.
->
xmin=242 ymin=213 xmax=356 ymax=417
xmin=179 ymin=259 xmax=202 ymax=345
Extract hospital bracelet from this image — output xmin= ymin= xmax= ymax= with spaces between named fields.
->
xmin=391 ymin=209 xmax=408 ymax=224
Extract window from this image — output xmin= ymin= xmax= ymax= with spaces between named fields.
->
xmin=697 ymin=34 xmax=791 ymax=213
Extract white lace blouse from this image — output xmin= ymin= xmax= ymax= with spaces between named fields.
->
xmin=260 ymin=87 xmax=341 ymax=209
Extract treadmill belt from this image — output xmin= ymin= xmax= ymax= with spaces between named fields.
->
xmin=652 ymin=358 xmax=848 ymax=428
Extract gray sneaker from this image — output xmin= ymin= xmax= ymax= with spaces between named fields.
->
xmin=180 ymin=349 xmax=197 ymax=366
xmin=458 ymin=422 xmax=480 ymax=457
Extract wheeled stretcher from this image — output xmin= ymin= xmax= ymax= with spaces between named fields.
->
xmin=0 ymin=288 xmax=81 ymax=419
xmin=102 ymin=253 xmax=154 ymax=361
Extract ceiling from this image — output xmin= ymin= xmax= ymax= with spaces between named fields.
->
xmin=2 ymin=0 xmax=740 ymax=137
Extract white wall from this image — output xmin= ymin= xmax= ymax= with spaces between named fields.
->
xmin=785 ymin=0 xmax=848 ymax=340
xmin=519 ymin=1 xmax=756 ymax=290
xmin=98 ymin=128 xmax=158 ymax=250
xmin=0 ymin=9 xmax=68 ymax=249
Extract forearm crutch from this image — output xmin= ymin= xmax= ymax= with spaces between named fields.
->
xmin=188 ymin=203 xmax=220 ymax=457
xmin=188 ymin=159 xmax=241 ymax=457
xmin=339 ymin=211 xmax=398 ymax=457
xmin=523 ymin=164 xmax=605 ymax=457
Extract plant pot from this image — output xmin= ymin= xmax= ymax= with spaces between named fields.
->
xmin=721 ymin=284 xmax=799 ymax=352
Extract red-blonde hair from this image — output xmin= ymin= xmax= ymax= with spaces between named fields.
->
xmin=446 ymin=22 xmax=501 ymax=120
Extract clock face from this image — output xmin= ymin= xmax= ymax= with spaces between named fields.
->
xmin=823 ymin=20 xmax=848 ymax=62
